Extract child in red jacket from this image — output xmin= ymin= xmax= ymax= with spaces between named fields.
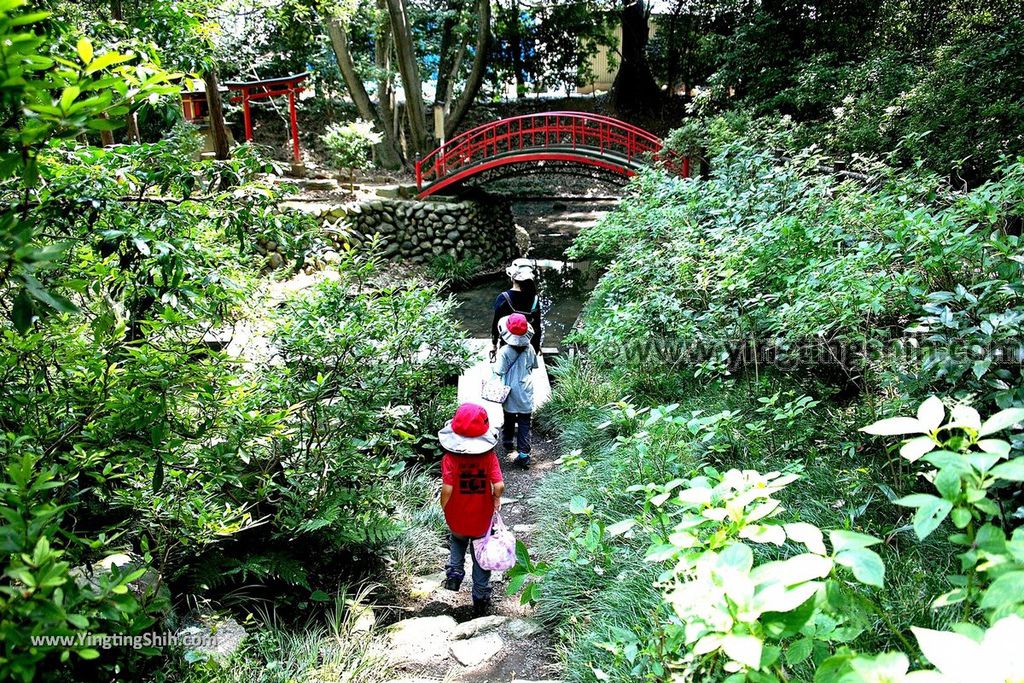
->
xmin=438 ymin=403 xmax=505 ymax=616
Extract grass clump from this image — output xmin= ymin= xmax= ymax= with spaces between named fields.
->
xmin=173 ymin=587 xmax=395 ymax=683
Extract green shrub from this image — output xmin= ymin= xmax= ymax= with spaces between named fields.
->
xmin=174 ymin=587 xmax=394 ymax=683
xmin=527 ymin=137 xmax=1024 ymax=680
xmin=321 ymin=119 xmax=382 ymax=187
xmin=0 ymin=8 xmax=469 ymax=679
xmin=428 ymin=253 xmax=484 ymax=286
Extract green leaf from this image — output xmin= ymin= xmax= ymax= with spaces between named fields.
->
xmin=76 ymin=37 xmax=93 ymax=64
xmin=67 ymin=614 xmax=89 ymax=628
xmin=896 ymin=494 xmax=952 ymax=539
xmin=860 ymin=417 xmax=922 ymax=436
xmin=979 ymin=571 xmax=1024 ymax=610
xmin=514 ymin=540 xmax=533 ymax=571
xmin=990 ymin=458 xmax=1024 ymax=482
xmin=785 ymin=636 xmax=813 ymax=665
xmin=828 ymin=529 xmax=881 ymax=552
xmin=506 ymin=573 xmax=526 ymax=594
xmin=21 ymin=274 xmax=76 ymax=313
xmin=934 ymin=467 xmax=961 ymax=499
xmin=605 ymin=519 xmax=636 ymax=537
xmin=152 ymin=456 xmax=164 ymax=494
xmin=721 ymin=634 xmax=762 ymax=669
xmin=950 ymin=507 xmax=972 ymax=528
xmin=12 ymin=288 xmax=33 ymax=333
xmin=979 ymin=408 xmax=1024 ymax=436
xmin=76 ymin=648 xmax=100 ymax=660
xmin=84 ymin=51 xmax=132 ymax=74
xmin=834 ymin=547 xmax=885 ymax=587
xmin=569 ymin=496 xmax=590 ymax=515
xmin=761 ymin=593 xmax=817 ymax=639
xmin=60 ymin=85 xmax=80 ymax=111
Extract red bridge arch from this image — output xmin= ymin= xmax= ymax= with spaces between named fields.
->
xmin=414 ymin=111 xmax=687 ymax=197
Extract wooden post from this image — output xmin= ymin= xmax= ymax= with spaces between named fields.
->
xmin=288 ymin=87 xmax=300 ymax=163
xmin=241 ymin=88 xmax=253 ymax=142
xmin=204 ymin=69 xmax=230 ymax=160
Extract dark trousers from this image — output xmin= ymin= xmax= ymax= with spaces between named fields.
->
xmin=446 ymin=533 xmax=491 ymax=600
xmin=502 ymin=411 xmax=532 ymax=455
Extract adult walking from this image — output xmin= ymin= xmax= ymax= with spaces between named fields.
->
xmin=490 ymin=258 xmax=542 ymax=358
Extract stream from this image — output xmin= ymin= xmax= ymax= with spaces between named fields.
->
xmin=451 ymin=198 xmax=614 ymax=349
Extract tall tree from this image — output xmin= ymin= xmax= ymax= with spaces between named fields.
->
xmin=325 ymin=13 xmax=404 ymax=169
xmin=324 ymin=0 xmax=490 ymax=170
xmin=610 ymin=0 xmax=663 ymax=115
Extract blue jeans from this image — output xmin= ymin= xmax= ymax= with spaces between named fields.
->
xmin=502 ymin=411 xmax=532 ymax=456
xmin=447 ymin=533 xmax=492 ymax=600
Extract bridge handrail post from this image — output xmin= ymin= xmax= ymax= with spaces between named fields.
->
xmin=415 ymin=153 xmax=422 ymax=189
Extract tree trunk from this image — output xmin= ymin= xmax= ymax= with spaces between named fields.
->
xmin=445 ymin=38 xmax=468 ymax=105
xmin=435 ymin=0 xmax=461 ymax=115
xmin=375 ymin=0 xmax=398 ymax=151
xmin=509 ymin=1 xmax=525 ymax=97
xmin=325 ymin=17 xmax=404 ymax=169
xmin=385 ymin=0 xmax=430 ymax=156
xmin=610 ymin=0 xmax=663 ymax=117
xmin=125 ymin=111 xmax=140 ymax=143
xmin=203 ymin=69 xmax=231 ymax=160
xmin=99 ymin=115 xmax=115 ymax=147
xmin=445 ymin=0 xmax=490 ymax=138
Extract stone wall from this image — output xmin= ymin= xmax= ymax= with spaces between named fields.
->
xmin=298 ymin=197 xmax=520 ymax=268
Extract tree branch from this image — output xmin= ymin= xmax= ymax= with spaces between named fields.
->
xmin=385 ymin=0 xmax=431 ymax=156
xmin=446 ymin=0 xmax=490 ymax=138
xmin=325 ymin=16 xmax=404 ymax=169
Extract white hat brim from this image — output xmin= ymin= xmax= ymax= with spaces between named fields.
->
xmin=499 ymin=316 xmax=534 ymax=346
xmin=438 ymin=424 xmax=498 ymax=454
xmin=500 ymin=330 xmax=533 ymax=346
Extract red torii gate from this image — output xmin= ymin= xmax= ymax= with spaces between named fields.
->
xmin=224 ymin=72 xmax=308 ymax=164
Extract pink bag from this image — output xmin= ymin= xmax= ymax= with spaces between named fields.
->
xmin=473 ymin=513 xmax=516 ymax=571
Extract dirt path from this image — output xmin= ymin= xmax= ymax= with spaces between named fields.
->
xmin=386 ymin=433 xmax=563 ymax=683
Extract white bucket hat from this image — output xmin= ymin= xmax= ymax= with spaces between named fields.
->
xmin=505 ymin=258 xmax=536 ymax=282
xmin=437 ymin=403 xmax=499 ymax=454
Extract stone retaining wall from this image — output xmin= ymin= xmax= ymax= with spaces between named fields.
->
xmin=297 ymin=197 xmax=520 ymax=268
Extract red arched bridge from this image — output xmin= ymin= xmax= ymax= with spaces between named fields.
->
xmin=414 ymin=111 xmax=689 ymax=197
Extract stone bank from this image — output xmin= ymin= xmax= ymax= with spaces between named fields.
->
xmin=284 ymin=195 xmax=520 ymax=269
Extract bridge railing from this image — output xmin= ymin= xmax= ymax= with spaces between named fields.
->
xmin=416 ymin=111 xmax=663 ymax=190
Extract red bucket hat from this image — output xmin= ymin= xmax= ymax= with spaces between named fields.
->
xmin=506 ymin=313 xmax=529 ymax=336
xmin=499 ymin=313 xmax=534 ymax=346
xmin=438 ymin=403 xmax=498 ymax=454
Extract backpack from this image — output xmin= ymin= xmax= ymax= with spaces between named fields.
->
xmin=501 ymin=291 xmax=538 ymax=316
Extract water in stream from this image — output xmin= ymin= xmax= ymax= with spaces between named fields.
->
xmin=451 ymin=259 xmax=597 ymax=350
xmin=451 ymin=197 xmax=613 ymax=349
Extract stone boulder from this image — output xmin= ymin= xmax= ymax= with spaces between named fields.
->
xmin=449 ymin=632 xmax=503 ymax=667
xmin=176 ymin=615 xmax=247 ymax=664
xmin=507 ymin=618 xmax=544 ymax=639
xmin=451 ymin=615 xmax=507 ymax=640
xmin=388 ymin=615 xmax=457 ymax=667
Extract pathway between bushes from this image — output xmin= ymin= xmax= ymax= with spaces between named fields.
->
xmin=385 ymin=428 xmax=562 ymax=683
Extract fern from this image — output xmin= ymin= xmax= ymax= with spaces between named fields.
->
xmin=334 ymin=515 xmax=405 ymax=547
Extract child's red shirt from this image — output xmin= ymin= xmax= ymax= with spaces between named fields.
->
xmin=441 ymin=450 xmax=503 ymax=538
